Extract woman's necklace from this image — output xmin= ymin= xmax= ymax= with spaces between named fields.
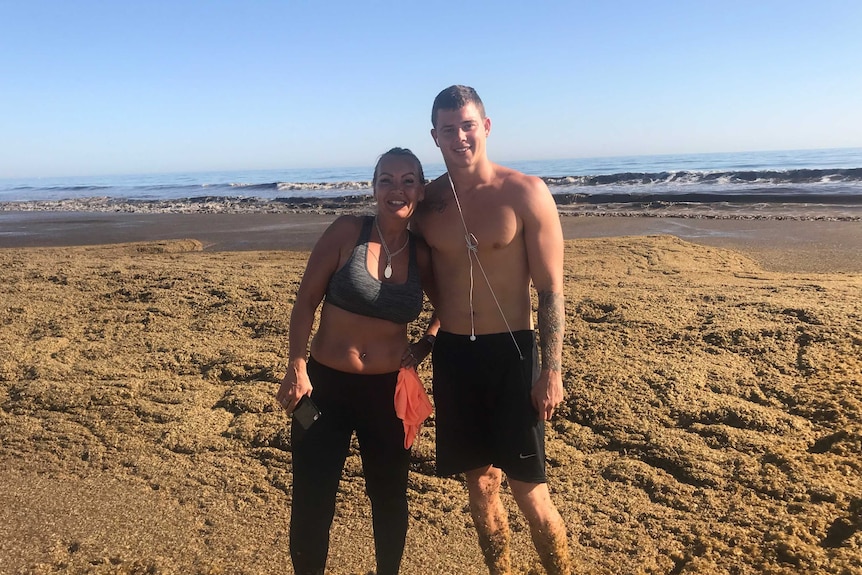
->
xmin=374 ymin=217 xmax=409 ymax=279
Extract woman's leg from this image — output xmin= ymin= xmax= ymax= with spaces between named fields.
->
xmin=290 ymin=362 xmax=353 ymax=575
xmin=355 ymin=373 xmax=411 ymax=575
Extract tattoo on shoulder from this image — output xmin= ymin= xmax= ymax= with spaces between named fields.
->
xmin=537 ymin=291 xmax=565 ymax=372
xmin=419 ymin=186 xmax=448 ymax=214
xmin=426 ymin=194 xmax=447 ymax=214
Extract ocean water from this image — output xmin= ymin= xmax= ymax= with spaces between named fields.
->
xmin=2 ymin=147 xmax=861 ymax=220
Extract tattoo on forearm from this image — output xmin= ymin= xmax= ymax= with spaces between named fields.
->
xmin=538 ymin=290 xmax=565 ymax=372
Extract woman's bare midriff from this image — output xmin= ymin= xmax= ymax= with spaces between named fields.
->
xmin=309 ymin=303 xmax=409 ymax=374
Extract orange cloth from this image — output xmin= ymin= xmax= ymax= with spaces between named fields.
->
xmin=394 ymin=367 xmax=433 ymax=449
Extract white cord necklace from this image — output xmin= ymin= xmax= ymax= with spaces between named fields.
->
xmin=446 ymin=173 xmax=523 ymax=359
xmin=375 ymin=217 xmax=409 ymax=279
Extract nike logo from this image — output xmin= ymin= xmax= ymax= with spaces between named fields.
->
xmin=519 ymin=453 xmax=537 ymax=459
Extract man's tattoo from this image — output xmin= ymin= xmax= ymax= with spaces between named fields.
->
xmin=426 ymin=194 xmax=447 ymax=214
xmin=417 ymin=186 xmax=448 ymax=215
xmin=537 ymin=290 xmax=565 ymax=372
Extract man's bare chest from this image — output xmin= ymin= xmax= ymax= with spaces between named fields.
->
xmin=422 ymin=200 xmax=520 ymax=254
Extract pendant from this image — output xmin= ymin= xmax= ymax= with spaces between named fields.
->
xmin=384 ymin=263 xmax=393 ymax=279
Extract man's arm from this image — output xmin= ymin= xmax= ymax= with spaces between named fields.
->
xmin=521 ymin=176 xmax=566 ymax=420
xmin=537 ymin=290 xmax=565 ymax=373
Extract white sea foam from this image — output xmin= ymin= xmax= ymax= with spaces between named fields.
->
xmin=1 ymin=149 xmax=860 ymax=221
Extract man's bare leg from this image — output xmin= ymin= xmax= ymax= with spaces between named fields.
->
xmin=465 ymin=466 xmax=512 ymax=575
xmin=509 ymin=478 xmax=571 ymax=575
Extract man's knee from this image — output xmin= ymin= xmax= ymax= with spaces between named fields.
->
xmin=464 ymin=466 xmax=506 ymax=510
xmin=465 ymin=465 xmax=502 ymax=490
xmin=508 ymin=479 xmax=558 ymax=519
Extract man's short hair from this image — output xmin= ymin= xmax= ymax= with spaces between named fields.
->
xmin=431 ymin=85 xmax=486 ymax=127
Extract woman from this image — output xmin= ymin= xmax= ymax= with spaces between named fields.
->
xmin=276 ymin=147 xmax=437 ymax=575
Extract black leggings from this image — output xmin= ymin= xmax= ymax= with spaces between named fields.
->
xmin=290 ymin=357 xmax=410 ymax=575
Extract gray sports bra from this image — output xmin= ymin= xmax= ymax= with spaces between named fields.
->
xmin=325 ymin=216 xmax=424 ymax=324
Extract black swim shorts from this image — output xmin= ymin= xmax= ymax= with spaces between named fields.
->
xmin=432 ymin=330 xmax=546 ymax=483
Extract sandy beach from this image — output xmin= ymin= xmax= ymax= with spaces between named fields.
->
xmin=1 ymin=213 xmax=860 ymax=574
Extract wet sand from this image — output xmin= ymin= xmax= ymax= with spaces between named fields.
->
xmin=2 ymin=211 xmax=861 ymax=273
xmin=1 ymin=214 xmax=860 ymax=574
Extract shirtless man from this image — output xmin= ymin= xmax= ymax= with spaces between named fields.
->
xmin=413 ymin=85 xmax=571 ymax=574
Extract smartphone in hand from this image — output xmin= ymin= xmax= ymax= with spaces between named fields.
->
xmin=293 ymin=396 xmax=322 ymax=429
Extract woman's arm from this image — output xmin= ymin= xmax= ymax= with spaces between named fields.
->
xmin=277 ymin=216 xmax=356 ymax=412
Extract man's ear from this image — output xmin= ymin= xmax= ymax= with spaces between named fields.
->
xmin=484 ymin=117 xmax=491 ymax=136
xmin=431 ymin=128 xmax=439 ymax=147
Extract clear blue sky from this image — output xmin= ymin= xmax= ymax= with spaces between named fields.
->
xmin=2 ymin=0 xmax=861 ymax=178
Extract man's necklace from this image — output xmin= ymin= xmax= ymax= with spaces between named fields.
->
xmin=446 ymin=173 xmax=523 ymax=359
xmin=374 ymin=217 xmax=409 ymax=279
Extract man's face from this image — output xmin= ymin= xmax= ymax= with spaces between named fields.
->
xmin=431 ymin=102 xmax=491 ymax=167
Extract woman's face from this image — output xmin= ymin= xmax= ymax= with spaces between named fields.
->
xmin=374 ymin=155 xmax=425 ymax=220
